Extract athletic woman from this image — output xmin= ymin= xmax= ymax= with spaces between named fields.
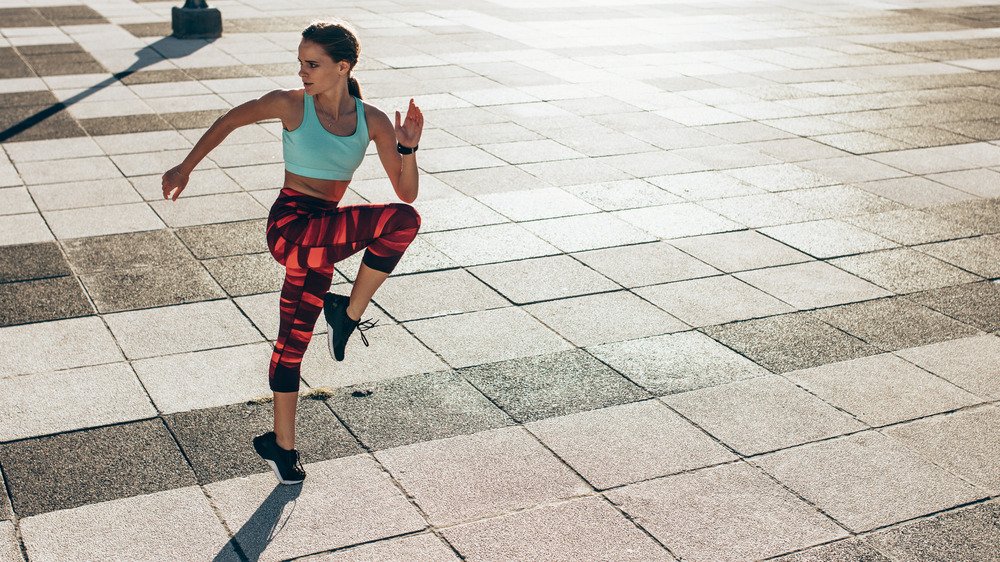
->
xmin=161 ymin=20 xmax=423 ymax=485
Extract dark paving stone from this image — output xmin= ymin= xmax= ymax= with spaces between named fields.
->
xmin=0 ymin=48 xmax=34 ymax=79
xmin=176 ymin=219 xmax=268 ymax=259
xmin=62 ymin=229 xmax=193 ymax=274
xmin=0 ymin=90 xmax=58 ymax=108
xmin=326 ymin=371 xmax=514 ymax=450
xmin=769 ymin=538 xmax=891 ymax=562
xmin=36 ymin=5 xmax=108 ymax=25
xmin=0 ymin=242 xmax=71 ymax=283
xmin=0 ymin=8 xmax=48 ymax=27
xmin=80 ymin=259 xmax=225 ymax=313
xmin=162 ymin=109 xmax=228 ymax=129
xmin=930 ymin=199 xmax=1000 ymax=236
xmin=203 ymin=252 xmax=284 ymax=297
xmin=184 ymin=66 xmax=260 ymax=80
xmin=812 ymin=297 xmax=981 ymax=352
xmin=165 ymin=399 xmax=361 ymax=484
xmin=0 ymin=103 xmax=84 ymax=143
xmin=79 ymin=113 xmax=173 ymax=137
xmin=0 ymin=276 xmax=94 ymax=327
xmin=120 ymin=22 xmax=172 ymax=38
xmin=23 ymin=52 xmax=106 ymax=76
xmin=908 ymin=282 xmax=1000 ymax=333
xmin=459 ymin=349 xmax=651 ymax=423
xmin=863 ymin=501 xmax=1000 ymax=562
xmin=703 ymin=313 xmax=879 ymax=373
xmin=117 ymin=69 xmax=193 ymax=86
xmin=0 ymin=420 xmax=195 ymax=517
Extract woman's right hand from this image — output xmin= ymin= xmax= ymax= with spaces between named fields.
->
xmin=161 ymin=165 xmax=190 ymax=201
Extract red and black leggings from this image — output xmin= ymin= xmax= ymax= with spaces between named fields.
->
xmin=266 ymin=187 xmax=421 ymax=392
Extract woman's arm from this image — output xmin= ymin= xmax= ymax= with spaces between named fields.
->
xmin=371 ymin=98 xmax=423 ymax=204
xmin=162 ymin=89 xmax=289 ymax=201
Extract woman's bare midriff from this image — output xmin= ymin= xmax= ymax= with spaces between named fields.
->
xmin=283 ymin=170 xmax=350 ymax=202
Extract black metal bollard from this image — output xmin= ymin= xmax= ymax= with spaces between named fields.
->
xmin=171 ymin=0 xmax=222 ymax=39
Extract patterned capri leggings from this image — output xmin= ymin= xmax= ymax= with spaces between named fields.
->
xmin=266 ymin=187 xmax=421 ymax=392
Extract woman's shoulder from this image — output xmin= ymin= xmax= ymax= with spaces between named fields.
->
xmin=360 ymin=100 xmax=390 ymax=129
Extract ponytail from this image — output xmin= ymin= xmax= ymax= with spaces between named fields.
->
xmin=348 ymin=75 xmax=362 ymax=99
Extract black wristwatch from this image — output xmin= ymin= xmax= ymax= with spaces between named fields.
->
xmin=397 ymin=143 xmax=418 ymax=155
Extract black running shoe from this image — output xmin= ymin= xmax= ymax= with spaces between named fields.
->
xmin=323 ymin=292 xmax=378 ymax=361
xmin=253 ymin=431 xmax=305 ymax=485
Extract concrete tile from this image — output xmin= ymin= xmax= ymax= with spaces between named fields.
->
xmin=815 ymin=297 xmax=982 ymax=351
xmin=326 ymin=371 xmax=513 ymax=450
xmin=919 ymin=235 xmax=1000 ymax=278
xmin=588 ymin=331 xmax=768 ymax=395
xmin=15 ymin=156 xmax=122 ymax=186
xmin=868 ymin=147 xmax=983 ymax=175
xmin=787 ymin=353 xmax=980 ymax=427
xmin=854 ymin=176 xmax=977 ymax=208
xmin=909 ymin=281 xmax=1000 ymax=333
xmin=61 ymin=229 xmax=192 ymax=274
xmin=754 ymin=431 xmax=983 ymax=532
xmin=573 ymin=240 xmax=719 ymax=288
xmin=704 ymin=312 xmax=878 ymax=373
xmin=0 ymin=420 xmax=196 ymax=517
xmin=28 ymin=178 xmax=142 ymax=211
xmin=650 ymin=170 xmax=763 ymax=201
xmin=636 ymin=275 xmax=795 ymax=327
xmin=335 ymin=235 xmax=458 ymax=279
xmin=830 ymin=248 xmax=981 ymax=294
xmin=130 ymin=168 xmax=243 ymax=201
xmin=0 ymin=472 xmax=10 ymax=521
xmin=469 ymin=255 xmax=619 ymax=304
xmin=375 ymin=426 xmax=591 ymax=527
xmin=44 ymin=202 xmax=165 ymax=239
xmin=174 ymin=218 xmax=267 ymax=259
xmin=91 ymin=129 xmax=191 ymax=155
xmin=0 ymin=276 xmax=93 ymax=327
xmin=479 ymin=139 xmax=585 ymax=164
xmin=926 ymin=168 xmax=1000 ymax=198
xmin=770 ymin=538 xmax=891 ymax=562
xmin=726 ymin=163 xmax=838 ymax=192
xmin=166 ymin=399 xmax=362 ymax=484
xmin=18 ymin=487 xmax=233 ymax=562
xmin=597 ymin=150 xmax=706 ymax=177
xmin=672 ymin=144 xmax=779 ymax=170
xmin=208 ymin=454 xmax=426 ymax=562
xmin=895 ymin=334 xmax=1000 ymax=400
xmin=0 ymin=214 xmax=53 ymax=246
xmin=0 ymin=362 xmax=156 ymax=442
xmin=931 ymin=198 xmax=1000 ymax=235
xmin=422 ymin=223 xmax=559 ymax=266
xmin=442 ymin=496 xmax=674 ymax=561
xmin=863 ymin=501 xmax=1000 ymax=561
xmin=0 ymin=187 xmax=35 ymax=215
xmin=150 ymin=192 xmax=267 ymax=228
xmin=813 ymin=131 xmax=912 ymax=154
xmin=0 ymin=316 xmax=122 ymax=377
xmin=670 ymin=230 xmax=812 ymax=273
xmin=522 ymin=212 xmax=658 ymax=253
xmin=844 ymin=208 xmax=979 ymax=245
xmin=202 ymin=252 xmax=284 ymax=297
xmin=797 ymin=156 xmax=908 ymax=184
xmin=615 ymin=202 xmax=741 ymax=239
xmin=476 ymin=187 xmax=598 ymax=221
xmin=562 ymin=178 xmax=683 ymax=210
xmin=525 ymin=290 xmax=687 ymax=347
xmin=133 ymin=342 xmax=275 ymax=414
xmin=782 ymin=185 xmax=904 ymax=217
xmin=527 ymin=400 xmax=736 ymax=489
xmin=81 ymin=258 xmax=225 ymax=313
xmin=436 ymin=165 xmax=551 ymax=196
xmin=702 ymin=193 xmax=823 ymax=228
xmin=606 ymin=462 xmax=847 ymax=562
xmin=372 ymin=268 xmax=508 ymax=321
xmin=3 ymin=136 xmax=102 ymax=163
xmin=300 ymin=534 xmax=458 ymax=561
xmin=0 ymin=522 xmax=20 ymax=562
xmin=736 ymin=261 xmax=892 ymax=310
xmin=105 ymin=299 xmax=262 ymax=360
xmin=410 ymin=195 xmax=507 ymax=233
xmin=417 ymin=145 xmax=506 ymax=173
xmin=0 ymin=242 xmax=68 ymax=284
xmin=761 ymin=219 xmax=898 ymax=259
xmin=518 ymin=158 xmax=631 ymax=186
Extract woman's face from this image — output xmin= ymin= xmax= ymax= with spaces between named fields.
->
xmin=297 ymin=39 xmax=348 ymax=95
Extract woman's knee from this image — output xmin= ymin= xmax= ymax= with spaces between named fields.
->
xmin=392 ymin=203 xmax=421 ymax=232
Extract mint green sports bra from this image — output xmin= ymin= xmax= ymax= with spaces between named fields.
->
xmin=282 ymin=94 xmax=369 ymax=181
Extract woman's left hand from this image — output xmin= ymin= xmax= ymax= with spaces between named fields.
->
xmin=394 ymin=98 xmax=423 ymax=149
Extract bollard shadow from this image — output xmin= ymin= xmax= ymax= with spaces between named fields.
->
xmin=213 ymin=483 xmax=303 ymax=562
xmin=0 ymin=35 xmax=212 ymax=142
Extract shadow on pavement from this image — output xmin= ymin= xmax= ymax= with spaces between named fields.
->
xmin=214 ymin=483 xmax=304 ymax=562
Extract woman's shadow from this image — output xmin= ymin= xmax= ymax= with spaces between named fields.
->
xmin=213 ymin=483 xmax=303 ymax=562
xmin=0 ymin=35 xmax=211 ymax=141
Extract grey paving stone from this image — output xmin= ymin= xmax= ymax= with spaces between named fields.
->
xmin=930 ymin=198 xmax=1000 ymax=235
xmin=615 ymin=202 xmax=741 ymax=239
xmin=422 ymin=223 xmax=559 ymax=266
xmin=636 ymin=275 xmax=795 ymax=328
xmin=907 ymin=282 xmax=1000 ymax=333
xmin=326 ymin=371 xmax=512 ymax=450
xmin=375 ymin=426 xmax=591 ymax=527
xmin=813 ymin=297 xmax=981 ymax=352
xmin=0 ymin=315 xmax=122 ymax=377
xmin=469 ymin=255 xmax=619 ymax=304
xmin=702 ymin=193 xmax=823 ymax=228
xmin=703 ymin=313 xmax=878 ymax=373
xmin=895 ymin=334 xmax=1000 ymax=400
xmin=573 ymin=241 xmax=720 ymax=288
xmin=562 ymin=178 xmax=683 ymax=211
xmin=769 ymin=538 xmax=891 ymax=562
xmin=844 ymin=208 xmax=980 ymax=245
xmin=61 ymin=229 xmax=193 ymax=274
xmin=927 ymin=169 xmax=1000 ymax=198
xmin=18 ymin=486 xmax=234 ymax=562
xmin=442 ymin=496 xmax=674 ymax=561
xmin=606 ymin=462 xmax=847 ymax=562
xmin=754 ymin=431 xmax=984 ymax=532
xmin=782 ymin=185 xmax=904 ymax=217
xmin=207 ymin=455 xmax=426 ymax=562
xmin=736 ymin=261 xmax=892 ymax=310
xmin=862 ymin=501 xmax=1000 ymax=562
xmin=669 ymin=230 xmax=812 ymax=273
xmin=726 ymin=163 xmax=838 ymax=192
xmin=527 ymin=400 xmax=736 ymax=489
xmin=761 ymin=219 xmax=898 ymax=259
xmin=201 ymin=252 xmax=284 ymax=297
xmin=650 ymin=170 xmax=763 ymax=201
xmin=372 ymin=268 xmax=509 ymax=321
xmin=80 ymin=258 xmax=225 ymax=313
xmin=855 ymin=176 xmax=976 ymax=208
xmin=165 ymin=399 xmax=361 ymax=484
xmin=0 ymin=521 xmax=20 ymax=562
xmin=0 ymin=420 xmax=196 ymax=517
xmin=0 ymin=472 xmax=10 ymax=522
xmin=0 ymin=242 xmax=69 ymax=283
xmin=460 ymin=349 xmax=650 ymax=423
xmin=0 ymin=276 xmax=93 ymax=327
xmin=522 ymin=212 xmax=659 ymax=253
xmin=787 ymin=353 xmax=980 ymax=427
xmin=662 ymin=375 xmax=866 ymax=456
xmin=409 ymin=194 xmax=507 ymax=232
xmin=300 ymin=533 xmax=459 ymax=561
xmin=476 ymin=186 xmax=597 ymax=221
xmin=436 ymin=165 xmax=551 ymax=196
xmin=175 ymin=218 xmax=268 ymax=259
xmin=830 ymin=248 xmax=982 ymax=294
xmin=588 ymin=331 xmax=768 ymax=395
xmin=918 ymin=234 xmax=1000 ymax=278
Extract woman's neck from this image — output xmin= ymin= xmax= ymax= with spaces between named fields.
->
xmin=312 ymin=86 xmax=353 ymax=120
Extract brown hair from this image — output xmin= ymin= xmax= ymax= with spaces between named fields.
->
xmin=302 ymin=20 xmax=362 ymax=99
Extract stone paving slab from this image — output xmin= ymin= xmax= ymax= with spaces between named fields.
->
xmin=371 ymin=268 xmax=509 ymax=321
xmin=469 ymin=254 xmax=619 ymax=304
xmin=908 ymin=281 xmax=1000 ymax=333
xmin=0 ymin=315 xmax=122 ymax=377
xmin=0 ymin=522 xmax=21 ymax=562
xmin=895 ymin=334 xmax=1000 ymax=399
xmin=736 ymin=261 xmax=892 ymax=310
xmin=573 ymin=241 xmax=720 ymax=288
xmin=636 ymin=274 xmax=795 ymax=327
xmin=829 ymin=247 xmax=982 ymax=294
xmin=863 ymin=501 xmax=1000 ymax=562
xmin=300 ymin=533 xmax=459 ymax=562
xmin=0 ymin=276 xmax=92 ymax=327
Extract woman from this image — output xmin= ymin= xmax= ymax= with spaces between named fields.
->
xmin=162 ymin=20 xmax=423 ymax=485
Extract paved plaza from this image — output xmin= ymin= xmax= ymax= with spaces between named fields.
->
xmin=1 ymin=0 xmax=1000 ymax=560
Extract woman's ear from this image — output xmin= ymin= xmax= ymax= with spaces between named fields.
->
xmin=340 ymin=60 xmax=350 ymax=75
